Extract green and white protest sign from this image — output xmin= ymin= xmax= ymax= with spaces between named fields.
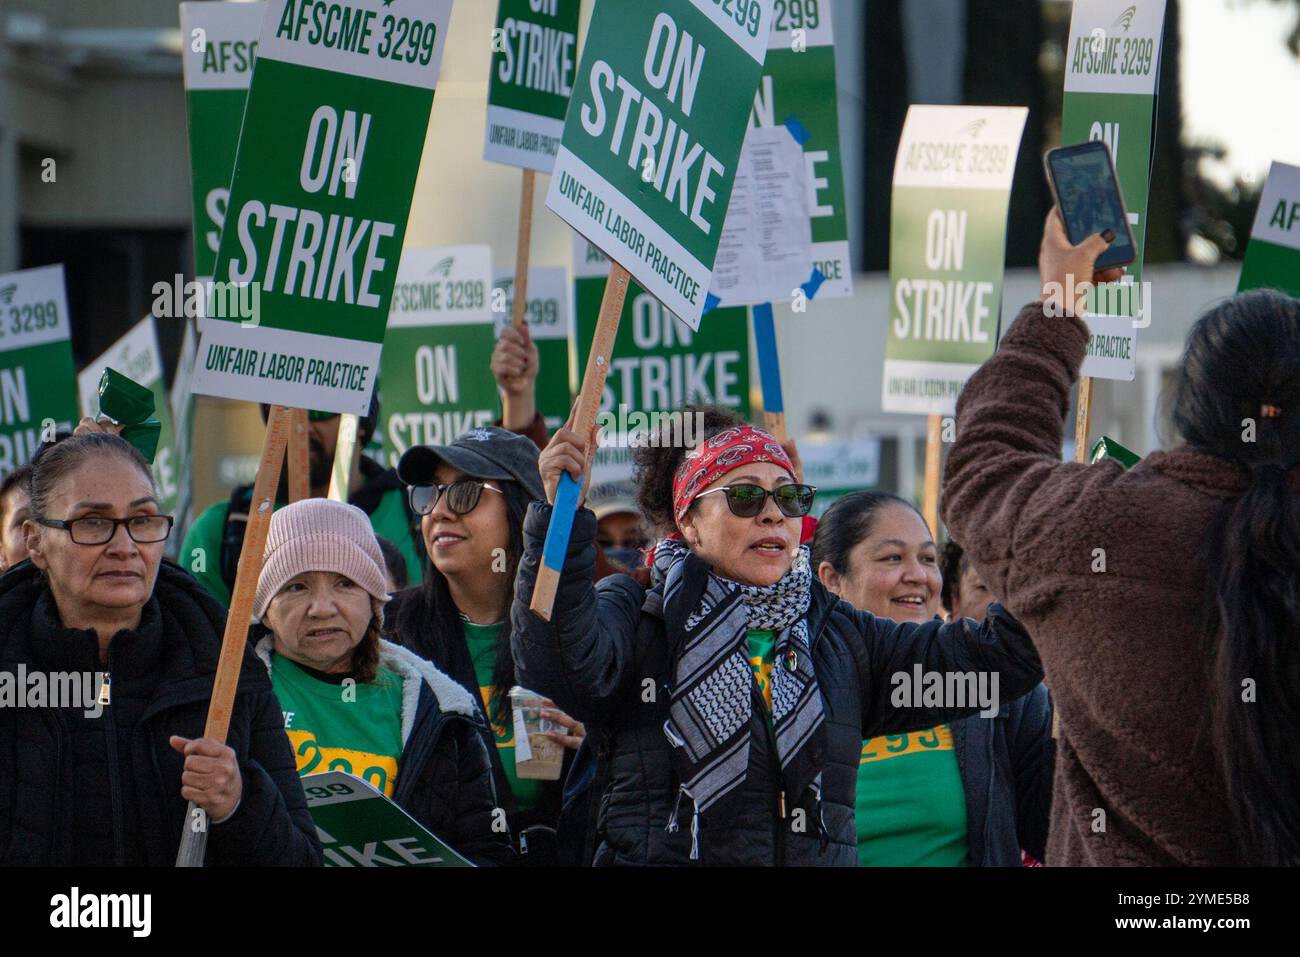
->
xmin=380 ymin=246 xmax=497 ymax=468
xmin=191 ymin=0 xmax=454 ymax=416
xmin=881 ymin=105 xmax=1028 ymax=416
xmin=546 ymin=0 xmax=775 ymax=329
xmin=800 ymin=436 xmax=882 ymax=518
xmin=1062 ymin=0 xmax=1166 ymax=382
xmin=304 ymin=771 xmax=472 ymax=867
xmin=756 ymin=0 xmax=851 ymax=298
xmin=493 ymin=266 xmax=573 ymax=430
xmin=0 ymin=266 xmax=78 ymax=473
xmin=180 ymin=1 xmax=263 ymax=280
xmin=484 ymin=0 xmax=581 ymax=173
xmin=574 ymin=237 xmax=750 ymax=482
xmin=1238 ymin=161 xmax=1300 ymax=298
xmin=78 ymin=316 xmax=182 ymax=519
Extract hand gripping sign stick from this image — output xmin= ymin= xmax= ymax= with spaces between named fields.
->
xmin=328 ymin=413 xmax=361 ymax=502
xmin=287 ymin=407 xmax=310 ymax=502
xmin=752 ymin=303 xmax=787 ymax=442
xmin=176 ymin=404 xmax=292 ymax=866
xmin=529 ymin=262 xmax=630 ymax=621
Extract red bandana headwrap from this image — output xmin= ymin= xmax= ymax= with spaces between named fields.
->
xmin=672 ymin=425 xmax=795 ymax=524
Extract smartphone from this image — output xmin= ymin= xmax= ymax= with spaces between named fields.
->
xmin=1044 ymin=140 xmax=1136 ymax=270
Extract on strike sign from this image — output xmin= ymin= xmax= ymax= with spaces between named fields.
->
xmin=192 ymin=0 xmax=453 ymax=416
xmin=545 ymin=0 xmax=774 ymax=330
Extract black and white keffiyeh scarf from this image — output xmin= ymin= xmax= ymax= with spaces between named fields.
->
xmin=653 ymin=537 xmax=827 ymax=858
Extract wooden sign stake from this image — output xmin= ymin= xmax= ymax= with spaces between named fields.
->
xmin=287 ymin=407 xmax=310 ymax=502
xmin=176 ymin=403 xmax=293 ymax=866
xmin=923 ymin=413 xmax=943 ymax=537
xmin=511 ymin=169 xmax=536 ymax=331
xmin=529 ymin=261 xmax=630 ymax=621
xmin=1074 ymin=375 xmax=1094 ymax=464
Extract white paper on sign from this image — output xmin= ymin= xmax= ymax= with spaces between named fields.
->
xmin=709 ymin=126 xmax=813 ymax=308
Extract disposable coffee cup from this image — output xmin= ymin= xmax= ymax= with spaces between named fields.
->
xmin=508 ymin=686 xmax=564 ymax=781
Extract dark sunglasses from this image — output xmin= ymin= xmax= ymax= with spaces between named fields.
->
xmin=408 ymin=479 xmax=504 ymax=516
xmin=693 ymin=483 xmax=817 ymax=519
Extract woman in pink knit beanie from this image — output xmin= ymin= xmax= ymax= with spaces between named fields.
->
xmin=254 ymin=498 xmax=513 ymax=865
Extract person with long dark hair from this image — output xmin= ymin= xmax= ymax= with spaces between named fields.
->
xmin=385 ymin=427 xmax=584 ymax=864
xmin=943 ymin=207 xmax=1300 ymax=865
xmin=811 ymin=492 xmax=1052 ymax=866
xmin=509 ymin=406 xmax=1045 ymax=865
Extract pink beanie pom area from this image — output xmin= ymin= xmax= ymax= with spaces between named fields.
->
xmin=253 ymin=498 xmax=390 ymax=624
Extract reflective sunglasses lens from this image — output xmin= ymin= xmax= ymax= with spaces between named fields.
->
xmin=724 ymin=485 xmax=767 ymax=517
xmin=772 ymin=485 xmax=806 ymax=517
xmin=446 ymin=480 xmax=483 ymax=515
xmin=784 ymin=485 xmax=816 ymax=517
xmin=409 ymin=485 xmax=437 ymax=515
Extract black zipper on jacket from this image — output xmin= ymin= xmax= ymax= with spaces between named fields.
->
xmin=100 ymin=669 xmax=126 ymax=867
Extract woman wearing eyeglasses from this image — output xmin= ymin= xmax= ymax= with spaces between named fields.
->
xmin=0 ymin=431 xmax=319 ymax=865
xmin=385 ymin=427 xmax=585 ymax=865
xmin=511 ymin=406 xmax=1046 ymax=866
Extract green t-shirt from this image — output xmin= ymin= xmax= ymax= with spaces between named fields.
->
xmin=855 ymin=724 xmax=970 ymax=866
xmin=272 ymin=652 xmax=406 ymax=796
xmin=463 ymin=621 xmax=543 ymax=813
xmin=179 ymin=486 xmax=423 ymax=607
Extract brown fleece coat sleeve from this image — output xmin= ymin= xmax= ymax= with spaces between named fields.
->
xmin=940 ymin=300 xmax=1127 ymax=626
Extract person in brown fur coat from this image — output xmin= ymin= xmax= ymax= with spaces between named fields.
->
xmin=943 ymin=208 xmax=1300 ymax=866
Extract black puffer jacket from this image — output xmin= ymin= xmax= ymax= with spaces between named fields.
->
xmin=511 ymin=504 xmax=1046 ymax=866
xmin=0 ymin=560 xmax=320 ymax=866
xmin=253 ymin=636 xmax=514 ymax=866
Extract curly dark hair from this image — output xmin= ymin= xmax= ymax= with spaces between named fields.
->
xmin=631 ymin=404 xmax=747 ymax=536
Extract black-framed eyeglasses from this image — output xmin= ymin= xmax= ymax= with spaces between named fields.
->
xmin=693 ymin=483 xmax=817 ymax=519
xmin=408 ymin=479 xmax=505 ymax=517
xmin=36 ymin=514 xmax=175 ymax=545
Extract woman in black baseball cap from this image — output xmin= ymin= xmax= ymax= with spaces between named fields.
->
xmin=385 ymin=426 xmax=585 ymax=865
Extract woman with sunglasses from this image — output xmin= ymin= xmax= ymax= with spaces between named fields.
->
xmin=0 ymin=431 xmax=319 ymax=865
xmin=511 ymin=406 xmax=1045 ymax=866
xmin=385 ymin=427 xmax=585 ymax=865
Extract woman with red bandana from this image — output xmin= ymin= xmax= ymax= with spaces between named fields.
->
xmin=510 ymin=405 xmax=1046 ymax=866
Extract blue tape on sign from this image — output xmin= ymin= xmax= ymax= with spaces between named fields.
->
xmin=752 ymin=303 xmax=784 ymax=414
xmin=541 ymin=471 xmax=583 ymax=572
xmin=802 ymin=268 xmax=826 ymax=301
xmin=702 ymin=292 xmax=721 ymax=315
xmin=783 ymin=115 xmax=811 ymax=146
